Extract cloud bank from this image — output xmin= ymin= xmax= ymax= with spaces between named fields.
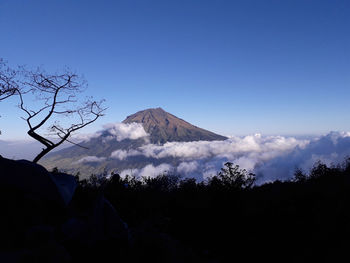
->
xmin=115 ymin=134 xmax=308 ymax=180
xmin=136 ymin=134 xmax=307 ymax=163
xmin=256 ymin=131 xmax=350 ymax=183
xmin=116 ymin=132 xmax=350 ymax=183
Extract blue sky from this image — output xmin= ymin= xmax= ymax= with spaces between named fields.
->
xmin=0 ymin=0 xmax=349 ymax=140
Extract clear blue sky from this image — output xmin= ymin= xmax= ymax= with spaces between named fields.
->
xmin=0 ymin=0 xmax=349 ymax=140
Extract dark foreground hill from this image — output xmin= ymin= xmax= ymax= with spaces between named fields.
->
xmin=1 ymin=158 xmax=350 ymax=262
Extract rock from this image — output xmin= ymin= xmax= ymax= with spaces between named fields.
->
xmin=0 ymin=157 xmax=76 ymax=206
xmin=91 ymin=196 xmax=129 ymax=242
xmin=51 ymin=172 xmax=77 ymax=206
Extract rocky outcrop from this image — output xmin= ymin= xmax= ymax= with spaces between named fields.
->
xmin=0 ymin=156 xmax=76 ymax=206
xmin=0 ymin=157 xmax=129 ymax=262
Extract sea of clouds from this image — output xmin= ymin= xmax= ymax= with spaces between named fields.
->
xmin=3 ymin=121 xmax=350 ymax=184
xmin=76 ymin=122 xmax=350 ymax=183
xmin=113 ymin=134 xmax=309 ymax=181
xmin=255 ymin=131 xmax=350 ymax=183
xmin=120 ymin=131 xmax=350 ymax=184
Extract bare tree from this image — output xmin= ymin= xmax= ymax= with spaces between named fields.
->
xmin=0 ymin=59 xmax=19 ymax=101
xmin=17 ymin=68 xmax=106 ymax=163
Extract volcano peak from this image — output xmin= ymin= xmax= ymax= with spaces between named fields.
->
xmin=123 ymin=108 xmax=227 ymax=144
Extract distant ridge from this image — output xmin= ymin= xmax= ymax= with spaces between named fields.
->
xmin=123 ymin=107 xmax=227 ymax=143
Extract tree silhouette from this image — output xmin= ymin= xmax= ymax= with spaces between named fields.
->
xmin=293 ymin=167 xmax=307 ymax=182
xmin=16 ymin=68 xmax=106 ymax=163
xmin=216 ymin=162 xmax=255 ymax=188
xmin=309 ymin=161 xmax=329 ymax=179
xmin=0 ymin=59 xmax=18 ymax=102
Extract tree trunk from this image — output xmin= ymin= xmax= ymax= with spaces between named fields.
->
xmin=33 ymin=147 xmax=53 ymax=163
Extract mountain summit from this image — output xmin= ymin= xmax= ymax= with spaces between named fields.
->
xmin=123 ymin=108 xmax=227 ymax=143
xmin=41 ymin=108 xmax=227 ymax=177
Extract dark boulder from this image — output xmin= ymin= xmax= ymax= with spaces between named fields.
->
xmin=0 ymin=156 xmax=76 ymax=206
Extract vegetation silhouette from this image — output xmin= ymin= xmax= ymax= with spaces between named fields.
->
xmin=2 ymin=150 xmax=350 ymax=262
xmin=81 ymin=159 xmax=350 ymax=262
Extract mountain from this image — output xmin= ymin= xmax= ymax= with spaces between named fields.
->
xmin=40 ymin=108 xmax=227 ymax=177
xmin=123 ymin=107 xmax=227 ymax=143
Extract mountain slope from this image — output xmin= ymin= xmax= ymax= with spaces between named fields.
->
xmin=40 ymin=108 xmax=227 ymax=177
xmin=123 ymin=108 xmax=227 ymax=143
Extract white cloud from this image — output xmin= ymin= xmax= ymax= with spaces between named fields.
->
xmin=202 ymin=168 xmax=218 ymax=181
xmin=71 ymin=132 xmax=100 ymax=142
xmin=76 ymin=156 xmax=106 ymax=164
xmin=177 ymin=161 xmax=199 ymax=174
xmin=116 ymin=134 xmax=307 ymax=163
xmin=103 ymin=122 xmax=148 ymax=141
xmin=110 ymin=149 xmax=140 ymax=160
xmin=138 ymin=163 xmax=173 ymax=178
xmin=255 ymin=131 xmax=350 ymax=183
xmin=73 ymin=122 xmax=149 ymax=143
xmin=120 ymin=163 xmax=173 ymax=179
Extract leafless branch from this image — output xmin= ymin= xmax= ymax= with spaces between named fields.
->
xmin=14 ymin=67 xmax=105 ymax=163
xmin=57 ymin=133 xmax=89 ymax=149
xmin=0 ymin=59 xmax=19 ymax=101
